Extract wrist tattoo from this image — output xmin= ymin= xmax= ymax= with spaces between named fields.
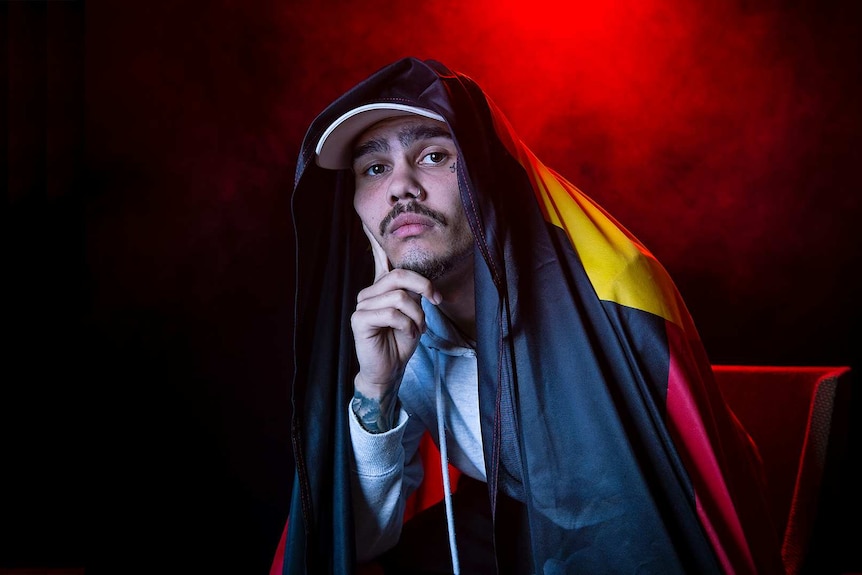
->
xmin=352 ymin=388 xmax=398 ymax=433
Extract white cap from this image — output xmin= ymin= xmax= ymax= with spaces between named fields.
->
xmin=314 ymin=103 xmax=446 ymax=169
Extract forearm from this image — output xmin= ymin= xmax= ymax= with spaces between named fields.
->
xmin=348 ymin=403 xmax=409 ymax=561
xmin=351 ymin=379 xmax=400 ymax=433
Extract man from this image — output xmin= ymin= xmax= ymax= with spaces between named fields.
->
xmin=346 ymin=112 xmax=497 ymax=573
xmin=272 ymin=57 xmax=784 ymax=574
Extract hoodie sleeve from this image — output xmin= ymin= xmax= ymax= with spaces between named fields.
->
xmin=347 ymin=402 xmax=425 ymax=562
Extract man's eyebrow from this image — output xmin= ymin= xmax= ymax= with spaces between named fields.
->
xmin=351 ymin=123 xmax=453 ymax=164
xmin=352 ymin=138 xmax=390 ymax=163
xmin=398 ymin=124 xmax=452 ymax=148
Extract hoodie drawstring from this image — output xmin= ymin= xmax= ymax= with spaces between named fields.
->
xmin=432 ymin=345 xmax=461 ymax=575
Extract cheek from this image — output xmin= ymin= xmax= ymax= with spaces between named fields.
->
xmin=353 ymin=192 xmax=372 ymax=221
xmin=353 ymin=194 xmax=383 ymax=234
xmin=449 ymin=201 xmax=474 ymax=242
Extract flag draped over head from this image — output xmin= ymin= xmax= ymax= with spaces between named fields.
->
xmin=275 ymin=57 xmax=784 ymax=575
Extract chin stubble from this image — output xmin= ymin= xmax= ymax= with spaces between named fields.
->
xmin=397 ymin=242 xmax=472 ymax=281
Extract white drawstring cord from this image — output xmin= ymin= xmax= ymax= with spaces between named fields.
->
xmin=433 ymin=347 xmax=461 ymax=575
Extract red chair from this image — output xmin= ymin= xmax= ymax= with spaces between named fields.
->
xmin=714 ymin=365 xmax=856 ymax=575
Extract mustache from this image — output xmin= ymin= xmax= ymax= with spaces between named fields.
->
xmin=379 ymin=201 xmax=447 ymax=236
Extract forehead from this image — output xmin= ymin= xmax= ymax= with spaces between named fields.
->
xmin=352 ymin=116 xmax=452 ymax=155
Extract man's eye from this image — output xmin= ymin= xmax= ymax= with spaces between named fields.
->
xmin=364 ymin=164 xmax=386 ymax=176
xmin=420 ymin=152 xmax=447 ymax=165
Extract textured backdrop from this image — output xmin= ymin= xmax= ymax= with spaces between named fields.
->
xmin=4 ymin=1 xmax=860 ymax=572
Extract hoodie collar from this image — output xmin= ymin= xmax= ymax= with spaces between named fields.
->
xmin=420 ymin=298 xmax=476 ymax=354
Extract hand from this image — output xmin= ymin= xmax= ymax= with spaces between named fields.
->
xmin=350 ymin=224 xmax=442 ymax=416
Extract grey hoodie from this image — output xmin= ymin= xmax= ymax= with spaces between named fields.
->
xmin=348 ymin=297 xmax=484 ymax=563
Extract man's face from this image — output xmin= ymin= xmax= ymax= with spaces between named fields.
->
xmin=352 ymin=116 xmax=473 ymax=281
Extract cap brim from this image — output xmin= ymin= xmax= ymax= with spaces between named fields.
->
xmin=315 ymin=103 xmax=446 ymax=170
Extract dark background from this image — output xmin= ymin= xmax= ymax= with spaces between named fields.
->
xmin=3 ymin=0 xmax=860 ymax=573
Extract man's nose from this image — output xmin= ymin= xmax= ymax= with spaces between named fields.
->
xmin=387 ymin=164 xmax=423 ymax=204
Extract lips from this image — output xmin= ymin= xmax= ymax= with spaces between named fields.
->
xmin=388 ymin=214 xmax=436 ymax=238
xmin=379 ymin=201 xmax=448 ymax=237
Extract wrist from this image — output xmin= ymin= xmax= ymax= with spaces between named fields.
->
xmin=351 ymin=377 xmax=400 ymax=433
xmin=353 ymin=371 xmax=402 ymax=397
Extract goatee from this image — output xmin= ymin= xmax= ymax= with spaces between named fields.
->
xmin=397 ymin=244 xmax=472 ymax=282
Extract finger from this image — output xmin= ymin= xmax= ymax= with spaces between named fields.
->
xmin=355 ymin=289 xmax=427 ymax=332
xmin=357 ymin=268 xmax=442 ymax=305
xmin=362 ymin=222 xmax=391 ymax=282
xmin=351 ymin=307 xmax=423 ymax=341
